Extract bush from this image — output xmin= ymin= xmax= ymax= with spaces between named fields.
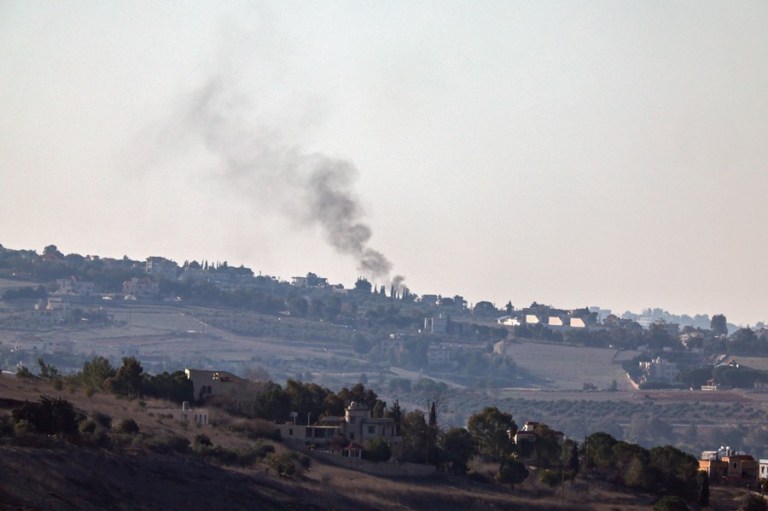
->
xmin=290 ymin=451 xmax=311 ymax=469
xmin=194 ymin=433 xmax=212 ymax=447
xmin=539 ymin=469 xmax=561 ymax=487
xmin=0 ymin=416 xmax=15 ymax=437
xmin=145 ymin=434 xmax=190 ymax=454
xmin=653 ymin=496 xmax=690 ymax=511
xmin=496 ymin=459 xmax=529 ymax=487
xmin=93 ymin=412 xmax=112 ymax=429
xmin=197 ymin=444 xmax=272 ymax=466
xmin=267 ymin=453 xmax=296 ymax=476
xmin=116 ymin=418 xmax=140 ymax=434
xmin=11 ymin=397 xmax=78 ymax=437
xmin=739 ymin=494 xmax=768 ymax=511
xmin=79 ymin=419 xmax=97 ymax=434
xmin=363 ymin=437 xmax=392 ymax=462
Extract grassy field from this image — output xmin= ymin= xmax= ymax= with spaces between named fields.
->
xmin=498 ymin=341 xmax=636 ymax=391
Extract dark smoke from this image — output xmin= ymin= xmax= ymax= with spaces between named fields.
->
xmin=182 ymin=77 xmax=394 ymax=282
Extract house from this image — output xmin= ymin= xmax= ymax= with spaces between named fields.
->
xmin=497 ymin=316 xmax=522 ymax=327
xmin=637 ymin=357 xmax=679 ymax=384
xmin=699 ymin=448 xmax=759 ymax=485
xmin=276 ymin=401 xmax=401 ymax=447
xmin=291 ymin=272 xmax=328 ymax=288
xmin=53 ymin=276 xmax=96 ymax=297
xmin=34 ymin=297 xmax=69 ymax=323
xmin=424 ymin=313 xmax=449 ymax=334
xmin=145 ymin=257 xmax=179 ymax=281
xmin=122 ymin=277 xmax=159 ymax=300
xmin=420 ymin=295 xmax=439 ymax=307
xmin=185 ymin=368 xmax=248 ymax=402
xmin=759 ymin=459 xmax=768 ymax=481
xmin=512 ymin=421 xmax=564 ymax=445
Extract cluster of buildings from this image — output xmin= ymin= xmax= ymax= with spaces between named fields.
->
xmin=699 ymin=447 xmax=766 ymax=488
xmin=496 ymin=304 xmax=602 ymax=331
xmin=183 ymin=368 xmax=400 ymax=457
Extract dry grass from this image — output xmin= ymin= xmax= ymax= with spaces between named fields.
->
xmin=1 ymin=374 xmax=757 ymax=511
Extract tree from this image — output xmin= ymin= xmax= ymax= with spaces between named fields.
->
xmin=467 ymin=407 xmax=517 ymax=459
xmin=649 ymin=445 xmax=699 ymax=498
xmin=385 ymin=400 xmax=403 ymax=435
xmin=612 ymin=441 xmax=653 ymax=489
xmin=397 ymin=410 xmax=433 ymax=464
xmin=116 ymin=418 xmax=140 ymax=434
xmin=106 ymin=357 xmax=144 ymax=398
xmin=567 ymin=441 xmax=580 ymax=475
xmin=729 ymin=327 xmax=763 ymax=355
xmin=80 ymin=356 xmax=115 ymax=390
xmin=626 ymin=414 xmax=675 ymax=447
xmin=287 ymin=296 xmax=308 ymax=317
xmin=711 ymin=314 xmax=728 ymax=337
xmin=530 ymin=424 xmax=563 ymax=467
xmin=363 ymin=437 xmax=392 ymax=462
xmin=12 ymin=397 xmax=78 ymax=437
xmin=37 ymin=358 xmax=59 ymax=379
xmin=143 ymin=370 xmax=194 ymax=403
xmin=582 ymin=432 xmax=618 ymax=471
xmin=698 ymin=470 xmax=709 ymax=507
xmin=354 ymin=278 xmax=372 ymax=294
xmin=653 ymin=496 xmax=690 ymax=511
xmin=43 ymin=244 xmax=64 ymax=258
xmin=496 ymin=458 xmax=528 ymax=487
xmin=440 ymin=427 xmax=475 ymax=475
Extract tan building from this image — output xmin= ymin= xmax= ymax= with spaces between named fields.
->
xmin=276 ymin=401 xmax=401 ymax=446
xmin=185 ymin=368 xmax=249 ymax=404
xmin=699 ymin=450 xmax=759 ymax=486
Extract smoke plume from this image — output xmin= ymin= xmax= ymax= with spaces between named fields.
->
xmin=181 ymin=77 xmax=394 ymax=282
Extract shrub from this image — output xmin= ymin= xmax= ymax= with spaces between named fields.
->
xmin=363 ymin=437 xmax=392 ymax=462
xmin=267 ymin=453 xmax=296 ymax=476
xmin=93 ymin=412 xmax=112 ymax=429
xmin=197 ymin=445 xmax=271 ymax=466
xmin=496 ymin=459 xmax=529 ymax=487
xmin=11 ymin=397 xmax=78 ymax=437
xmin=194 ymin=433 xmax=212 ymax=447
xmin=539 ymin=469 xmax=561 ymax=487
xmin=290 ymin=451 xmax=311 ymax=469
xmin=116 ymin=418 xmax=140 ymax=434
xmin=146 ymin=435 xmax=190 ymax=454
xmin=79 ymin=419 xmax=97 ymax=434
xmin=653 ymin=496 xmax=690 ymax=511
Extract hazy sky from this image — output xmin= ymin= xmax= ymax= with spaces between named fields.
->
xmin=2 ymin=1 xmax=767 ymax=325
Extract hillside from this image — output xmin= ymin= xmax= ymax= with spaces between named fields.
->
xmin=3 ymin=373 xmax=746 ymax=511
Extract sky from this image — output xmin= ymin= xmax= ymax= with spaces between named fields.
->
xmin=1 ymin=1 xmax=767 ymax=325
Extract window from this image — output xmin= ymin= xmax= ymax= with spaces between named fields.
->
xmin=368 ymin=426 xmax=376 ymax=434
xmin=350 ymin=433 xmax=355 ymax=440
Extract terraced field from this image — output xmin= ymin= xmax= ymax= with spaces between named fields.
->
xmin=498 ymin=341 xmax=637 ymax=391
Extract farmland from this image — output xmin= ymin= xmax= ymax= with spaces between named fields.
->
xmin=3 ymin=301 xmax=768 ymax=458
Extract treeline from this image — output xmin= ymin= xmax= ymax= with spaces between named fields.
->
xmin=19 ymin=356 xmax=193 ymax=403
xmin=582 ymin=432 xmax=702 ymax=501
xmin=0 ymin=245 xmax=146 ymax=293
